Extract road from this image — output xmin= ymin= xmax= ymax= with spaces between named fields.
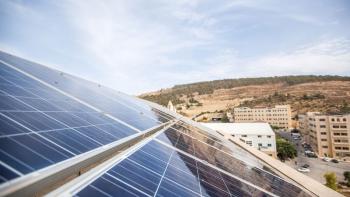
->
xmin=278 ymin=131 xmax=350 ymax=183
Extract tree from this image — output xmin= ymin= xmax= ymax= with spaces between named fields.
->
xmin=271 ymin=125 xmax=280 ymax=130
xmin=302 ymin=94 xmax=309 ymax=100
xmin=221 ymin=113 xmax=230 ymax=123
xmin=344 ymin=171 xmax=350 ymax=187
xmin=276 ymin=137 xmax=297 ymax=160
xmin=324 ymin=172 xmax=337 ymax=190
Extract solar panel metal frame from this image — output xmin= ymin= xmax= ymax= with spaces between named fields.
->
xmin=0 ymin=120 xmax=173 ymax=197
xmin=50 ymin=128 xmax=276 ymax=197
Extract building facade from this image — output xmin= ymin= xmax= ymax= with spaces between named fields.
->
xmin=232 ymin=105 xmax=292 ymax=129
xmin=298 ymin=112 xmax=350 ymax=160
xmin=202 ymin=123 xmax=277 ymax=158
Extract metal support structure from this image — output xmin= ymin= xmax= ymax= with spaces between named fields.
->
xmin=0 ymin=121 xmax=172 ymax=197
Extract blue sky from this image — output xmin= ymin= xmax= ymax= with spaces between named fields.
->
xmin=1 ymin=0 xmax=350 ymax=94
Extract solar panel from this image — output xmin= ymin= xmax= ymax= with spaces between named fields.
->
xmin=75 ymin=140 xmax=267 ymax=197
xmin=155 ymin=122 xmax=308 ymax=196
xmin=0 ymin=52 xmax=172 ymax=130
xmin=72 ymin=120 xmax=308 ymax=196
xmin=0 ymin=53 xmax=173 ymax=185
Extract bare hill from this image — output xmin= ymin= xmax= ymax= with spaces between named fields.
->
xmin=140 ymin=76 xmax=350 ymax=117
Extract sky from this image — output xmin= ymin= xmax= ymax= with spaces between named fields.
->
xmin=0 ymin=0 xmax=350 ymax=95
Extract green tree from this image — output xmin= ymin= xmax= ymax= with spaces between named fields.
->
xmin=344 ymin=171 xmax=350 ymax=187
xmin=324 ymin=172 xmax=337 ymax=190
xmin=276 ymin=138 xmax=297 ymax=160
xmin=221 ymin=113 xmax=230 ymax=123
xmin=271 ymin=125 xmax=280 ymax=130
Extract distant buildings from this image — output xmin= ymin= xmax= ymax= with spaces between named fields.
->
xmin=232 ymin=105 xmax=292 ymax=129
xmin=202 ymin=122 xmax=277 ymax=158
xmin=298 ymin=112 xmax=350 ymax=160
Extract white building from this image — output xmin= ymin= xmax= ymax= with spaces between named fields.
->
xmin=202 ymin=122 xmax=277 ymax=157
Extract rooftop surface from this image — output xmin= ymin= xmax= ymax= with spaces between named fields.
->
xmin=202 ymin=122 xmax=275 ymax=135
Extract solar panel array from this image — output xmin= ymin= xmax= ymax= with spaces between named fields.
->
xmin=0 ymin=51 xmax=173 ymax=184
xmin=74 ymin=121 xmax=308 ymax=197
xmin=76 ymin=140 xmax=267 ymax=197
xmin=0 ymin=51 xmax=310 ymax=197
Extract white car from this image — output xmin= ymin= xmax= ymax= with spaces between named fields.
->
xmin=322 ymin=157 xmax=332 ymax=162
xmin=297 ymin=167 xmax=310 ymax=173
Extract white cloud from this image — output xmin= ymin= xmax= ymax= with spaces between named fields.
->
xmin=1 ymin=0 xmax=349 ymax=94
xmin=156 ymin=38 xmax=350 ymax=85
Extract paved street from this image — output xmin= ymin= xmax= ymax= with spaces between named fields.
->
xmin=278 ymin=131 xmax=350 ymax=183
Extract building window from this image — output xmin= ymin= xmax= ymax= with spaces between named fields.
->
xmin=258 ymin=143 xmax=262 ymax=146
xmin=242 ymin=135 xmax=247 ymax=137
xmin=246 ymin=141 xmax=252 ymax=146
xmin=343 ymin=118 xmax=347 ymax=121
xmin=257 ymin=135 xmax=262 ymax=138
xmin=331 ymin=118 xmax=335 ymax=121
xmin=319 ymin=119 xmax=325 ymax=121
xmin=340 ymin=125 xmax=347 ymax=129
xmin=322 ymin=146 xmax=328 ymax=148
xmin=343 ymin=147 xmax=349 ymax=150
xmin=321 ymin=132 xmax=327 ymax=135
xmin=267 ymin=144 xmax=272 ymax=147
xmin=231 ymin=134 xmax=235 ymax=137
xmin=321 ymin=139 xmax=327 ymax=141
xmin=267 ymin=135 xmax=271 ymax=138
xmin=320 ymin=125 xmax=326 ymax=128
xmin=333 ymin=125 xmax=340 ymax=128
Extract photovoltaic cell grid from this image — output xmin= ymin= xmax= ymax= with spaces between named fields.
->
xmin=155 ymin=122 xmax=307 ymax=196
xmin=75 ymin=140 xmax=268 ymax=197
xmin=75 ymin=121 xmax=309 ymax=197
xmin=0 ymin=53 xmax=173 ymax=185
xmin=0 ymin=51 xmax=174 ymax=131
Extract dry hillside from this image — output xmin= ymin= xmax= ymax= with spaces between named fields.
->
xmin=140 ymin=76 xmax=350 ymax=118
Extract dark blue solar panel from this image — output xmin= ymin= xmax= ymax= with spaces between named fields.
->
xmin=0 ymin=55 xmax=145 ymax=184
xmin=0 ymin=51 xmax=173 ymax=130
xmin=0 ymin=163 xmax=19 ymax=184
xmin=75 ymin=140 xmax=266 ymax=197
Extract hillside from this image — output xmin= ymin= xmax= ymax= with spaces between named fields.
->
xmin=140 ymin=75 xmax=350 ymax=117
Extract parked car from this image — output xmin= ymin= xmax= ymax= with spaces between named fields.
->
xmin=331 ymin=159 xmax=339 ymax=163
xmin=302 ymin=164 xmax=310 ymax=168
xmin=306 ymin=153 xmax=317 ymax=158
xmin=298 ymin=167 xmax=310 ymax=173
xmin=322 ymin=157 xmax=332 ymax=162
xmin=305 ymin=150 xmax=315 ymax=155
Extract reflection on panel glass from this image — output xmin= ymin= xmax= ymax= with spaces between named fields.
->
xmin=155 ymin=123 xmax=309 ymax=197
xmin=0 ymin=51 xmax=173 ymax=130
xmin=75 ymin=140 xmax=268 ymax=197
xmin=0 ymin=61 xmax=138 ymax=183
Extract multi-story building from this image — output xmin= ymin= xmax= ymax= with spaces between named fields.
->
xmin=298 ymin=112 xmax=350 ymax=160
xmin=202 ymin=122 xmax=277 ymax=158
xmin=232 ymin=105 xmax=292 ymax=129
